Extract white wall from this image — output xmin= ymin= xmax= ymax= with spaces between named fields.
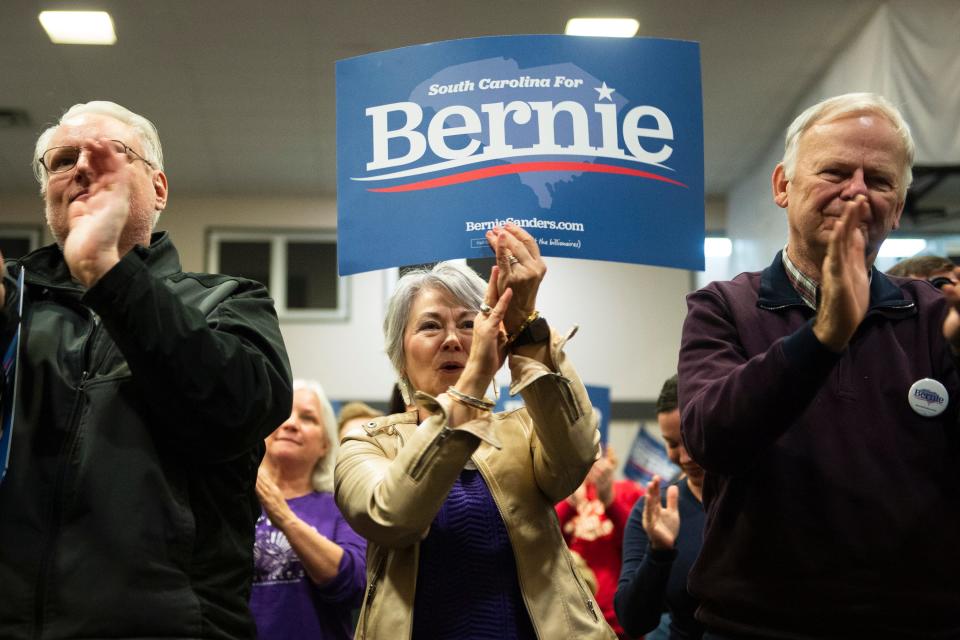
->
xmin=727 ymin=144 xmax=787 ymax=276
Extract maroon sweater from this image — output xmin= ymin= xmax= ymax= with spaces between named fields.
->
xmin=679 ymin=252 xmax=960 ymax=639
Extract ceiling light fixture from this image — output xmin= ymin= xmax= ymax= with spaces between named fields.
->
xmin=564 ymin=18 xmax=640 ymax=38
xmin=39 ymin=11 xmax=116 ymax=45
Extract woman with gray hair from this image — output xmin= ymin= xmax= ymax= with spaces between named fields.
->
xmin=251 ymin=379 xmax=366 ymax=639
xmin=336 ymin=224 xmax=614 ymax=639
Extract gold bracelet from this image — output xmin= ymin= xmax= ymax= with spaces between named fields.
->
xmin=505 ymin=310 xmax=540 ymax=345
xmin=446 ymin=386 xmax=495 ymax=411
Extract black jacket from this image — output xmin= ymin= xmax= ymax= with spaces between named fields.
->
xmin=0 ymin=233 xmax=292 ymax=639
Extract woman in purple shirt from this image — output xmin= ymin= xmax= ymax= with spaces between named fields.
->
xmin=251 ymin=379 xmax=366 ymax=639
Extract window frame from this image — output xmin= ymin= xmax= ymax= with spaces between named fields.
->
xmin=206 ymin=228 xmax=348 ymax=322
xmin=0 ymin=226 xmax=43 ymax=259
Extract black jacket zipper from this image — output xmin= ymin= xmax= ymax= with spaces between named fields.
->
xmin=31 ymin=303 xmax=99 ymax=638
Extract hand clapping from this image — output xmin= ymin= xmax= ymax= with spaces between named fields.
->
xmin=62 ymin=139 xmax=135 ymax=288
xmin=484 ymin=224 xmax=546 ymax=334
xmin=940 ymin=279 xmax=960 ymax=351
xmin=256 ymin=467 xmax=296 ymax=530
xmin=642 ymin=475 xmax=680 ymax=550
xmin=465 ymin=269 xmax=513 ymax=382
xmin=813 ymin=194 xmax=871 ymax=352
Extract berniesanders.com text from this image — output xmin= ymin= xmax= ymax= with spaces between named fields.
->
xmin=465 ymin=218 xmax=585 ymax=232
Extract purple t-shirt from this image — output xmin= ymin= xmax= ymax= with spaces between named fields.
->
xmin=250 ymin=491 xmax=366 ymax=640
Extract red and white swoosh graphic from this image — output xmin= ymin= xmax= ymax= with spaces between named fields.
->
xmin=365 ymin=160 xmax=688 ymax=193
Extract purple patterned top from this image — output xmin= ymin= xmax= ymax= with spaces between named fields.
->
xmin=250 ymin=491 xmax=366 ymax=640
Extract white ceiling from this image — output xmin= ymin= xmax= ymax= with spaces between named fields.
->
xmin=0 ymin=0 xmax=885 ymax=200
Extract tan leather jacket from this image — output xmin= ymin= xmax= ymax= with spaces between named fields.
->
xmin=335 ymin=328 xmax=616 ymax=640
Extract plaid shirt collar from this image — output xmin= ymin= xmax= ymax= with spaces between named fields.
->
xmin=781 ymin=246 xmax=819 ymax=310
xmin=781 ymin=246 xmax=873 ymax=311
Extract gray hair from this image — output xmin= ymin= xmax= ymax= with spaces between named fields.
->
xmin=781 ymin=92 xmax=915 ymax=197
xmin=33 ymin=101 xmax=165 ymax=195
xmin=383 ymin=262 xmax=486 ymax=384
xmin=293 ymin=379 xmax=339 ymax=494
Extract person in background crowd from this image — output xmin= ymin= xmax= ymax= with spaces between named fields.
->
xmin=0 ymin=101 xmax=291 ymax=639
xmin=680 ymin=92 xmax=960 ymax=637
xmin=557 ymin=445 xmax=643 ymax=639
xmin=252 ymin=379 xmax=366 ymax=640
xmin=886 ymin=254 xmax=960 ymax=288
xmin=337 ymin=400 xmax=384 ymax=440
xmin=616 ymin=375 xmax=705 ymax=639
xmin=335 ymin=225 xmax=615 ymax=640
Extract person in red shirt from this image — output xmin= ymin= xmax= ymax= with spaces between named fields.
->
xmin=557 ymin=446 xmax=644 ymax=638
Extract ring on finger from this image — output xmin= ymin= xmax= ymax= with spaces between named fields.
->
xmin=506 ymin=255 xmax=520 ymax=265
xmin=479 ymin=302 xmax=492 ymax=315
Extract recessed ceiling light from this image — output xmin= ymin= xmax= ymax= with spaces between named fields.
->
xmin=39 ymin=11 xmax=116 ymax=45
xmin=565 ymin=18 xmax=640 ymax=38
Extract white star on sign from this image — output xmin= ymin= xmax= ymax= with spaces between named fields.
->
xmin=594 ymin=82 xmax=615 ymax=101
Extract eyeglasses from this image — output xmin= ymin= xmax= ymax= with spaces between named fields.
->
xmin=39 ymin=139 xmax=155 ymax=174
xmin=929 ymin=276 xmax=957 ymax=290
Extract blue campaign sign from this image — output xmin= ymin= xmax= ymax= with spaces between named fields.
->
xmin=495 ymin=383 xmax=610 ymax=444
xmin=336 ymin=35 xmax=704 ymax=275
xmin=624 ymin=425 xmax=680 ymax=486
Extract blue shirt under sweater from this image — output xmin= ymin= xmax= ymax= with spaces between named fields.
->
xmin=412 ymin=467 xmax=536 ymax=640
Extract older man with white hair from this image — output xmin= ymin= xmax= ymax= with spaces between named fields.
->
xmin=679 ymin=93 xmax=960 ymax=638
xmin=0 ymin=101 xmax=292 ymax=639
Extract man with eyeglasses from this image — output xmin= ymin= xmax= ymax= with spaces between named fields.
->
xmin=0 ymin=101 xmax=292 ymax=639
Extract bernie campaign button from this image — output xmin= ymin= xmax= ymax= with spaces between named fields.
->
xmin=908 ymin=378 xmax=949 ymax=417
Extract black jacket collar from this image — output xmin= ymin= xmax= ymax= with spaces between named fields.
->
xmin=18 ymin=231 xmax=180 ymax=290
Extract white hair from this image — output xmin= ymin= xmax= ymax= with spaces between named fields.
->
xmin=781 ymin=92 xmax=915 ymax=197
xmin=33 ymin=101 xmax=164 ymax=195
xmin=293 ymin=379 xmax=339 ymax=494
xmin=383 ymin=262 xmax=486 ymax=388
